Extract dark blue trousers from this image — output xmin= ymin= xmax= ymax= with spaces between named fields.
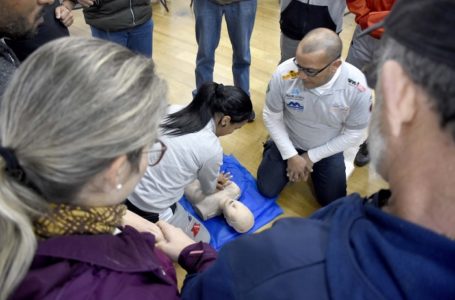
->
xmin=256 ymin=140 xmax=347 ymax=206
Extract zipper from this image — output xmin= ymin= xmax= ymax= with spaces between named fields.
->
xmin=129 ymin=0 xmax=136 ymax=25
xmin=303 ymin=0 xmax=309 ymax=32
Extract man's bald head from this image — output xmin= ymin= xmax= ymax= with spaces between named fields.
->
xmin=297 ymin=28 xmax=342 ymax=61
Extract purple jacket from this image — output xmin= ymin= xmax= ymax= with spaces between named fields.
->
xmin=12 ymin=226 xmax=217 ymax=299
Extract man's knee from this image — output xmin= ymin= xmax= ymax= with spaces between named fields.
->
xmin=256 ymin=170 xmax=285 ymax=198
xmin=256 ymin=140 xmax=287 ymax=198
xmin=256 ymin=178 xmax=282 ymax=198
xmin=313 ymin=178 xmax=347 ymax=206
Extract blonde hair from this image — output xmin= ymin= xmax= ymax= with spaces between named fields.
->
xmin=0 ymin=37 xmax=167 ymax=298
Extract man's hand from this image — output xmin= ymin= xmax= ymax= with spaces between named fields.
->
xmin=286 ymin=153 xmax=313 ymax=182
xmin=55 ymin=4 xmax=74 ymax=27
xmin=302 ymin=152 xmax=314 ymax=180
xmin=156 ymin=221 xmax=197 ymax=261
xmin=216 ymin=171 xmax=232 ymax=190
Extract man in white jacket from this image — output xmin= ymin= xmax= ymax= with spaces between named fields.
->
xmin=257 ymin=28 xmax=372 ymax=206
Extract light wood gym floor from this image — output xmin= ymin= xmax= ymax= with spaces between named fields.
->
xmin=69 ymin=0 xmax=388 ymax=284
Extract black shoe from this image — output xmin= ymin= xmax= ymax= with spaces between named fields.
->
xmin=248 ymin=110 xmax=256 ymax=123
xmin=354 ymin=141 xmax=370 ymax=167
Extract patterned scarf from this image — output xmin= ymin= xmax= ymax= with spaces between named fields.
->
xmin=34 ymin=203 xmax=127 ymax=239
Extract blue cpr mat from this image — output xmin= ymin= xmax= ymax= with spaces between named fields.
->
xmin=179 ymin=154 xmax=283 ymax=250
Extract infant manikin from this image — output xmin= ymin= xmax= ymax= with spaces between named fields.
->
xmin=184 ymin=180 xmax=254 ymax=233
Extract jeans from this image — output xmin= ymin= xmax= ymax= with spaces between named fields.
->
xmin=90 ymin=19 xmax=153 ymax=58
xmin=193 ymin=0 xmax=257 ymax=94
xmin=257 ymin=140 xmax=347 ymax=206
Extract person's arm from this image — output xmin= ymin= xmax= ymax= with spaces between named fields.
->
xmin=216 ymin=171 xmax=232 ymax=190
xmin=55 ymin=1 xmax=74 ymax=27
xmin=198 ymin=151 xmax=223 ymax=195
xmin=263 ymin=73 xmax=298 ymax=160
xmin=264 ymin=75 xmax=310 ymax=182
xmin=61 ymin=0 xmax=75 ymax=10
xmin=155 ymin=222 xmax=217 ymax=274
xmin=307 ymin=87 xmax=372 ymax=163
xmin=122 ymin=210 xmax=164 ymax=243
xmin=346 ymin=0 xmax=391 ymax=38
xmin=306 ymin=128 xmax=365 ymax=163
xmin=263 ymin=105 xmax=297 ymax=160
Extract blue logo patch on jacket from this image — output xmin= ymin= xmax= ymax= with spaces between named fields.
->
xmin=286 ymin=101 xmax=304 ymax=111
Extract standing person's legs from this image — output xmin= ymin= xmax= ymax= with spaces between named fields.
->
xmin=346 ymin=24 xmax=381 ymax=88
xmin=279 ymin=33 xmax=300 ymax=64
xmin=193 ymin=0 xmax=223 ymax=91
xmin=346 ymin=25 xmax=380 ymax=167
xmin=126 ymin=19 xmax=153 ymax=57
xmin=311 ymin=152 xmax=346 ymax=206
xmin=90 ymin=26 xmax=128 ymax=47
xmin=257 ymin=140 xmax=290 ymax=198
xmin=346 ymin=26 xmax=372 ymax=72
xmin=224 ymin=0 xmax=257 ymax=95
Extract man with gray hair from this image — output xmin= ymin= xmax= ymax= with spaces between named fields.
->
xmin=168 ymin=0 xmax=455 ymax=298
xmin=257 ymin=28 xmax=372 ymax=206
xmin=0 ymin=0 xmax=53 ymax=96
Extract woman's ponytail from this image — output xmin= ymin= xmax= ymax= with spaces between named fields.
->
xmin=0 ymin=156 xmax=38 ymax=299
xmin=161 ymin=82 xmax=219 ymax=136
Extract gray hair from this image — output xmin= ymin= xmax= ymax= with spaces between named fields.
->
xmin=0 ymin=37 xmax=167 ymax=298
xmin=378 ymin=36 xmax=455 ymax=141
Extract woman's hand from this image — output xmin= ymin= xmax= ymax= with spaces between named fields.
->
xmin=122 ymin=210 xmax=164 ymax=243
xmin=155 ymin=221 xmax=197 ymax=261
xmin=216 ymin=171 xmax=232 ymax=190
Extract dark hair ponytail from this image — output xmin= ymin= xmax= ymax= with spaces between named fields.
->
xmin=161 ymin=82 xmax=253 ymax=136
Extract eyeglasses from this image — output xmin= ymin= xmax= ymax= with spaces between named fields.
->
xmin=145 ymin=139 xmax=167 ymax=166
xmin=293 ymin=56 xmax=340 ymax=77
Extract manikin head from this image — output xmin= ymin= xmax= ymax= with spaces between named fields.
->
xmin=220 ymin=198 xmax=254 ymax=233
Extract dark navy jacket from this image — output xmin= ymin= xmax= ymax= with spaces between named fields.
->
xmin=181 ymin=191 xmax=455 ymax=299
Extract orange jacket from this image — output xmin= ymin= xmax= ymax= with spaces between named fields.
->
xmin=347 ymin=0 xmax=396 ymax=38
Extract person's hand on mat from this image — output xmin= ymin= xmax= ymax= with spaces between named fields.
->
xmin=216 ymin=172 xmax=232 ymax=190
xmin=122 ymin=210 xmax=164 ymax=243
xmin=156 ymin=221 xmax=196 ymax=261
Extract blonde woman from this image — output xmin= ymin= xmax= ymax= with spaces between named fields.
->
xmin=0 ymin=37 xmax=216 ymax=300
